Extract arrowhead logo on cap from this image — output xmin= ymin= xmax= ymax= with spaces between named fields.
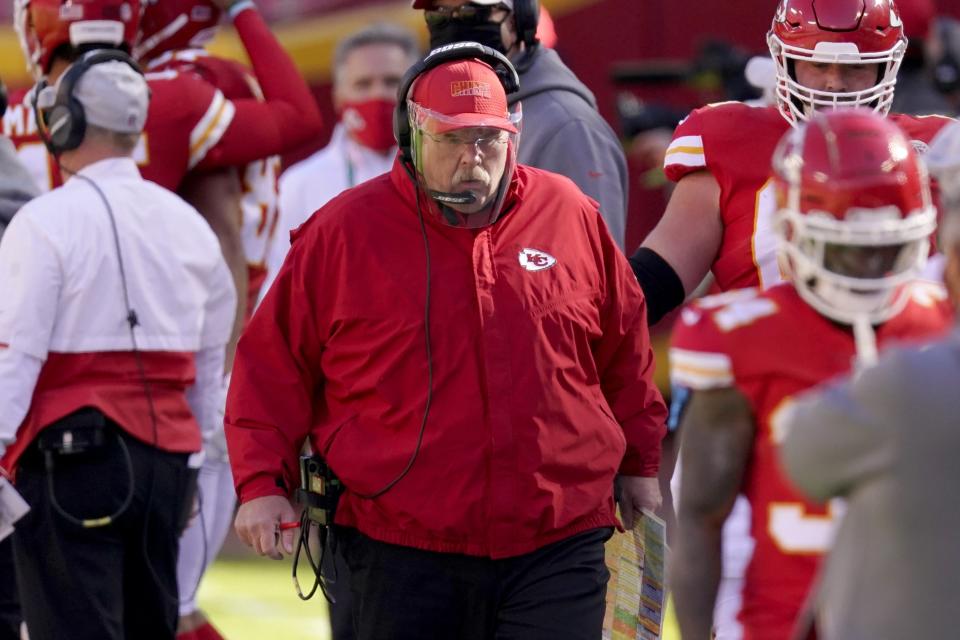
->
xmin=451 ymin=81 xmax=491 ymax=98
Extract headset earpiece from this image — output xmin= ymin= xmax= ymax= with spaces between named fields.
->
xmin=394 ymin=41 xmax=520 ymax=170
xmin=0 ymin=78 xmax=7 ymax=119
xmin=393 ymin=91 xmax=413 ymax=166
xmin=512 ymin=0 xmax=540 ymax=49
xmin=38 ymin=49 xmax=144 ymax=156
xmin=46 ymin=80 xmax=87 ymax=154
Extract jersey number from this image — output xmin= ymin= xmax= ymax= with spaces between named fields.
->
xmin=767 ymin=397 xmax=842 ymax=554
xmin=768 ymin=499 xmax=843 ymax=554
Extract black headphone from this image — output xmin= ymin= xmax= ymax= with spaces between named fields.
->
xmin=393 ymin=41 xmax=520 ymax=168
xmin=512 ymin=0 xmax=540 ymax=49
xmin=38 ymin=49 xmax=144 ymax=155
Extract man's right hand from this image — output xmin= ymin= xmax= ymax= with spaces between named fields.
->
xmin=234 ymin=495 xmax=298 ymax=560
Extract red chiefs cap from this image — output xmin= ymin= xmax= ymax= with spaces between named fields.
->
xmin=410 ymin=58 xmax=518 ymax=133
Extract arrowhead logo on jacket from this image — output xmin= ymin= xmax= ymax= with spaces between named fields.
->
xmin=518 ymin=248 xmax=557 ymax=272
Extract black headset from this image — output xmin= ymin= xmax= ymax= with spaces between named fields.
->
xmin=393 ymin=41 xmax=520 ymax=168
xmin=39 ymin=49 xmax=144 ymax=155
xmin=512 ymin=0 xmax=540 ymax=49
xmin=0 ymin=77 xmax=7 ymax=119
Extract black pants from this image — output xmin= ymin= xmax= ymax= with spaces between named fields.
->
xmin=12 ymin=414 xmax=195 ymax=640
xmin=338 ymin=526 xmax=613 ymax=640
xmin=322 ymin=536 xmax=355 ymax=640
xmin=0 ymin=537 xmax=20 ymax=640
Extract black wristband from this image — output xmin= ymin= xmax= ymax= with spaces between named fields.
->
xmin=628 ymin=247 xmax=685 ymax=326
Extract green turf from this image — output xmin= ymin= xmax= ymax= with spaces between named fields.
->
xmin=199 ymin=558 xmax=331 ymax=640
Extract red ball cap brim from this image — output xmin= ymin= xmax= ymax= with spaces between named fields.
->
xmin=410 ymin=58 xmax=518 ymax=133
xmin=412 ymin=0 xmax=511 ymax=9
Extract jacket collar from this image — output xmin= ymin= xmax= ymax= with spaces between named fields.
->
xmin=68 ymin=156 xmax=142 ymax=184
xmin=388 ymin=157 xmax=526 ymax=232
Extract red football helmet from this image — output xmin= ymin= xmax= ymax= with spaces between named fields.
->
xmin=15 ymin=0 xmax=141 ymax=80
xmin=134 ymin=0 xmax=221 ymax=64
xmin=767 ymin=0 xmax=907 ymax=126
xmin=772 ymin=108 xmax=935 ymax=326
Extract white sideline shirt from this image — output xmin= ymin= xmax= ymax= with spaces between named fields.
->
xmin=0 ymin=157 xmax=236 ymax=458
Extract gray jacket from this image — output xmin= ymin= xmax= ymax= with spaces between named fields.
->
xmin=781 ymin=328 xmax=960 ymax=640
xmin=0 ymin=137 xmax=39 ymax=241
xmin=510 ymin=46 xmax=628 ymax=248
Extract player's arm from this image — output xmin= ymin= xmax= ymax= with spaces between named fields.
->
xmin=188 ymin=221 xmax=237 ymax=461
xmin=654 ymin=386 xmax=688 ymax=546
xmin=195 ymin=0 xmax=322 ymax=170
xmin=178 ymin=168 xmax=247 ymax=371
xmin=0 ymin=213 xmax=60 ymax=457
xmin=671 ymin=385 xmax=754 ymax=640
xmin=630 ymin=171 xmax=722 ymax=325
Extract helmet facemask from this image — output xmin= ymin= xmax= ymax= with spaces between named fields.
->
xmin=777 ymin=206 xmax=935 ymax=325
xmin=768 ymin=34 xmax=906 ymax=127
xmin=773 ymin=109 xmax=936 ymax=328
xmin=13 ymin=0 xmax=41 ymax=79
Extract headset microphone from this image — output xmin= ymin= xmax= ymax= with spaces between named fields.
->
xmin=428 ymin=190 xmax=477 ymax=205
xmin=428 ymin=190 xmax=478 ymax=226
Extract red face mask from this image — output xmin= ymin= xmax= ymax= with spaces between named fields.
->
xmin=339 ymin=98 xmax=397 ymax=153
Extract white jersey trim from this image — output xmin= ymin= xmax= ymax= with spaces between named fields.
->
xmin=670 ymin=348 xmax=734 ymax=389
xmin=189 ymin=90 xmax=236 ymax=169
xmin=664 ymin=135 xmax=705 ymax=169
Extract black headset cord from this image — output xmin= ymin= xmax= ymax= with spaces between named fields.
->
xmin=293 ymin=167 xmax=436 ymax=604
xmin=351 ymin=164 xmax=434 ymax=500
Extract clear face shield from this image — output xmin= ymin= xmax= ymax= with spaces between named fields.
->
xmin=776 ymin=206 xmax=936 ymax=325
xmin=768 ymin=35 xmax=905 ymax=126
xmin=408 ymin=100 xmax=522 ymax=229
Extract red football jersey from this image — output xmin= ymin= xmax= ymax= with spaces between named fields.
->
xmin=3 ymin=7 xmax=317 ymax=205
xmin=148 ymin=49 xmax=281 ymax=313
xmin=139 ymin=68 xmax=235 ymax=190
xmin=662 ymin=103 xmax=953 ymax=292
xmin=3 ymin=87 xmax=62 ymax=191
xmin=669 ymin=282 xmax=953 ymax=640
xmin=1 ymin=75 xmax=227 ymax=192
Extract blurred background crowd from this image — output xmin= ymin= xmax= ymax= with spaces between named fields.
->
xmin=5 ymin=0 xmax=960 ymax=254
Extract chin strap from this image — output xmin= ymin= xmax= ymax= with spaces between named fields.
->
xmin=852 ymin=315 xmax=879 ymax=371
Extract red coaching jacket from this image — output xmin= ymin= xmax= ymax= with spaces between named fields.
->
xmin=225 ymin=160 xmax=667 ymax=558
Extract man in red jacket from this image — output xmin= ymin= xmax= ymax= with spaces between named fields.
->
xmin=225 ymin=46 xmax=667 ymax=640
